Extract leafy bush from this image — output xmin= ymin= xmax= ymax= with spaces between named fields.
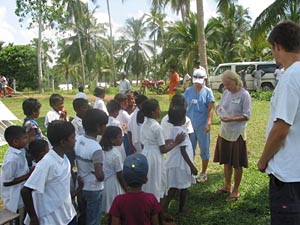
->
xmin=250 ymin=90 xmax=273 ymax=101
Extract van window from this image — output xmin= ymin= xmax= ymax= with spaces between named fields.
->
xmin=214 ymin=65 xmax=231 ymax=76
xmin=235 ymin=65 xmax=253 ymax=74
xmin=259 ymin=64 xmax=277 ymax=73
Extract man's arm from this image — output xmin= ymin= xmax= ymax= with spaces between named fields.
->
xmin=205 ymin=102 xmax=214 ymax=133
xmin=257 ymin=119 xmax=290 ymax=172
xmin=21 ymin=186 xmax=39 ymax=225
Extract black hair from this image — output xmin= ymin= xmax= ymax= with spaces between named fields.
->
xmin=4 ymin=125 xmax=25 ymax=145
xmin=78 ymin=86 xmax=84 ymax=92
xmin=73 ymin=98 xmax=89 ymax=111
xmin=22 ymin=98 xmax=41 ymax=116
xmin=47 ymin=120 xmax=75 ymax=147
xmin=137 ymin=99 xmax=159 ymax=124
xmin=170 ymin=94 xmax=185 ymax=107
xmin=114 ymin=93 xmax=127 ymax=103
xmin=268 ymin=20 xmax=300 ymax=52
xmin=133 ymin=91 xmax=139 ymax=97
xmin=49 ymin=94 xmax=64 ymax=107
xmin=100 ymin=126 xmax=122 ymax=151
xmin=94 ymin=86 xmax=105 ymax=98
xmin=28 ymin=139 xmax=49 ymax=160
xmin=107 ymin=99 xmax=121 ymax=114
xmin=168 ymin=105 xmax=186 ymax=126
xmin=82 ymin=108 xmax=108 ymax=133
xmin=170 ymin=64 xmax=176 ymax=70
xmin=135 ymin=94 xmax=148 ymax=107
xmin=135 ymin=94 xmax=148 ymax=125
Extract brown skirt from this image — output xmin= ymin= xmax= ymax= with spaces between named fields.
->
xmin=213 ymin=135 xmax=248 ymax=168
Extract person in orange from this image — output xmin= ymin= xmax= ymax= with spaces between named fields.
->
xmin=165 ymin=65 xmax=180 ymax=101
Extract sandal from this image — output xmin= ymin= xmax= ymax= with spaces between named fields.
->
xmin=226 ymin=192 xmax=240 ymax=202
xmin=215 ymin=188 xmax=231 ymax=194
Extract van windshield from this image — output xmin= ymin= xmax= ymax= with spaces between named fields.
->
xmin=214 ymin=65 xmax=231 ymax=76
xmin=259 ymin=64 xmax=277 ymax=73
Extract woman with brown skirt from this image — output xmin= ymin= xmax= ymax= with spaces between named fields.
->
xmin=213 ymin=70 xmax=251 ymax=202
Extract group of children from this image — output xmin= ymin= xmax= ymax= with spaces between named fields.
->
xmin=0 ymin=87 xmax=198 ymax=225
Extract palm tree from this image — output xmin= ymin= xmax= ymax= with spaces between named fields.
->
xmin=252 ymin=0 xmax=300 ymax=38
xmin=119 ymin=17 xmax=153 ymax=83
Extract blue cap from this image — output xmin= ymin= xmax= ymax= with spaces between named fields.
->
xmin=123 ymin=153 xmax=148 ymax=185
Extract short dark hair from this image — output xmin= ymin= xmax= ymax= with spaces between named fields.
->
xmin=106 ymin=99 xmax=120 ymax=114
xmin=22 ymin=98 xmax=41 ymax=116
xmin=49 ymin=94 xmax=64 ymax=107
xmin=78 ymin=86 xmax=84 ymax=92
xmin=82 ymin=108 xmax=108 ymax=133
xmin=28 ymin=139 xmax=49 ymax=160
xmin=268 ymin=20 xmax=300 ymax=52
xmin=171 ymin=94 xmax=185 ymax=107
xmin=114 ymin=93 xmax=127 ymax=103
xmin=4 ymin=125 xmax=25 ymax=145
xmin=137 ymin=99 xmax=159 ymax=124
xmin=135 ymin=94 xmax=148 ymax=106
xmin=100 ymin=126 xmax=122 ymax=151
xmin=47 ymin=120 xmax=75 ymax=147
xmin=168 ymin=105 xmax=186 ymax=126
xmin=170 ymin=64 xmax=176 ymax=70
xmin=94 ymin=86 xmax=105 ymax=97
xmin=73 ymin=98 xmax=89 ymax=111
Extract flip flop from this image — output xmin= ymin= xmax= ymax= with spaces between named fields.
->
xmin=226 ymin=193 xmax=240 ymax=202
xmin=215 ymin=188 xmax=231 ymax=194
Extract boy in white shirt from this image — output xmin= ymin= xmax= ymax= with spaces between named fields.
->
xmin=1 ymin=126 xmax=31 ymax=224
xmin=44 ymin=94 xmax=67 ymax=128
xmin=21 ymin=121 xmax=77 ymax=225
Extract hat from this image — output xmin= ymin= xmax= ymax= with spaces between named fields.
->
xmin=123 ymin=153 xmax=148 ymax=185
xmin=193 ymin=69 xmax=207 ymax=84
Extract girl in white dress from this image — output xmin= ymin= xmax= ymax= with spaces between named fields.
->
xmin=139 ymin=99 xmax=185 ymax=220
xmin=165 ymin=106 xmax=198 ymax=213
xmin=100 ymin=126 xmax=127 ymax=213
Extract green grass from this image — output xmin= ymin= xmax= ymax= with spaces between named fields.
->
xmin=0 ymin=91 xmax=271 ymax=225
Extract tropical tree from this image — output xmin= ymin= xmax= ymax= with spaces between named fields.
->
xmin=119 ymin=17 xmax=153 ymax=83
xmin=252 ymin=0 xmax=300 ymax=38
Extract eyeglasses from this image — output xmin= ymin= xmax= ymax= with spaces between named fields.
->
xmin=193 ymin=75 xmax=204 ymax=79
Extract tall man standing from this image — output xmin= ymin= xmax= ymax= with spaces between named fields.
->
xmin=119 ymin=72 xmax=131 ymax=94
xmin=257 ymin=20 xmax=300 ymax=225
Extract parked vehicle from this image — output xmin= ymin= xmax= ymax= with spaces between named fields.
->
xmin=139 ymin=79 xmax=165 ymax=95
xmin=209 ymin=61 xmax=277 ymax=92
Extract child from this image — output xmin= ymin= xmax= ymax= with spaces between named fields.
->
xmin=27 ymin=139 xmax=49 ymax=166
xmin=75 ymin=108 xmax=108 ymax=225
xmin=22 ymin=98 xmax=43 ymax=140
xmin=75 ymin=85 xmax=88 ymax=100
xmin=109 ymin=153 xmax=161 ymax=225
xmin=100 ymin=126 xmax=127 ymax=213
xmin=44 ymin=93 xmax=67 ymax=128
xmin=107 ymin=99 xmax=126 ymax=162
xmin=126 ymin=92 xmax=136 ymax=115
xmin=93 ymin=86 xmax=108 ymax=115
xmin=139 ymin=99 xmax=185 ymax=221
xmin=0 ymin=126 xmax=31 ymax=224
xmin=71 ymin=98 xmax=89 ymax=136
xmin=21 ymin=121 xmax=77 ymax=225
xmin=127 ymin=94 xmax=148 ymax=154
xmin=164 ymin=106 xmax=198 ymax=214
xmin=114 ymin=93 xmax=131 ymax=156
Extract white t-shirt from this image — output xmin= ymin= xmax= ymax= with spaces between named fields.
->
xmin=161 ymin=115 xmax=194 ymax=140
xmin=119 ymin=79 xmax=131 ymax=94
xmin=266 ymin=61 xmax=300 ymax=182
xmin=116 ymin=109 xmax=130 ymax=134
xmin=127 ymin=108 xmax=142 ymax=146
xmin=24 ymin=149 xmax=76 ymax=225
xmin=44 ymin=109 xmax=60 ymax=128
xmin=93 ymin=97 xmax=108 ymax=115
xmin=1 ymin=147 xmax=29 ymax=212
xmin=75 ymin=135 xmax=104 ymax=191
xmin=71 ymin=115 xmax=85 ymax=136
xmin=74 ymin=92 xmax=88 ymax=100
xmin=274 ymin=68 xmax=284 ymax=81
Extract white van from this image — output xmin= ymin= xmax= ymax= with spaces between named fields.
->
xmin=209 ymin=62 xmax=277 ymax=92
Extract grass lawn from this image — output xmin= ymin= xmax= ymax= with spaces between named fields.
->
xmin=0 ymin=91 xmax=270 ymax=225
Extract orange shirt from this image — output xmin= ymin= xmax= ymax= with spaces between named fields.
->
xmin=169 ymin=72 xmax=180 ymax=94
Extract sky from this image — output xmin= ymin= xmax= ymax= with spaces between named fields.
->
xmin=0 ymin=0 xmax=275 ymax=46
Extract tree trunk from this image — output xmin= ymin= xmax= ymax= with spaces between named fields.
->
xmin=37 ymin=0 xmax=44 ymax=93
xmin=107 ymin=0 xmax=117 ymax=87
xmin=196 ymin=0 xmax=209 ymax=79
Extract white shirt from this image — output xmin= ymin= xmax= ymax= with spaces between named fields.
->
xmin=127 ymin=108 xmax=142 ymax=146
xmin=71 ymin=115 xmax=85 ymax=136
xmin=24 ymin=149 xmax=76 ymax=225
xmin=44 ymin=109 xmax=60 ymax=128
xmin=266 ymin=61 xmax=300 ymax=182
xmin=1 ymin=147 xmax=29 ymax=212
xmin=93 ymin=97 xmax=108 ymax=115
xmin=161 ymin=115 xmax=194 ymax=140
xmin=108 ymin=116 xmax=122 ymax=129
xmin=116 ymin=109 xmax=130 ymax=134
xmin=74 ymin=92 xmax=88 ymax=100
xmin=274 ymin=68 xmax=284 ymax=81
xmin=119 ymin=79 xmax=131 ymax=94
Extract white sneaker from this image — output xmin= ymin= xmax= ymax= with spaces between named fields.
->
xmin=197 ymin=173 xmax=207 ymax=183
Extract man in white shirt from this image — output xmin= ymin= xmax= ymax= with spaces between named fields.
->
xmin=119 ymin=72 xmax=131 ymax=94
xmin=257 ymin=21 xmax=300 ymax=224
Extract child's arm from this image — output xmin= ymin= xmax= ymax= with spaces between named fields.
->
xmin=21 ymin=186 xmax=39 ymax=225
xmin=159 ymin=132 xmax=185 ymax=154
xmin=71 ymin=176 xmax=84 ymax=198
xmin=116 ymin=171 xmax=128 ymax=192
xmin=127 ymin=131 xmax=137 ymax=154
xmin=3 ymin=167 xmax=34 ymax=187
xmin=180 ymin=146 xmax=198 ymax=176
xmin=111 ymin=216 xmax=121 ymax=225
xmin=151 ymin=214 xmax=160 ymax=225
xmin=94 ymin=163 xmax=105 ymax=181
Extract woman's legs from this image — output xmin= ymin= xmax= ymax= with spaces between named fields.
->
xmin=223 ymin=164 xmax=232 ymax=192
xmin=232 ymin=167 xmax=243 ymax=195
